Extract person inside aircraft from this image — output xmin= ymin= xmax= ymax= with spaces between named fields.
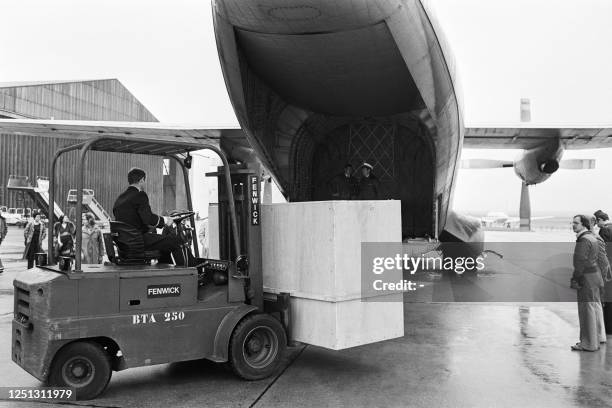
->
xmin=113 ymin=167 xmax=191 ymax=266
xmin=328 ymin=163 xmax=358 ymax=200
xmin=357 ymin=162 xmax=380 ymax=200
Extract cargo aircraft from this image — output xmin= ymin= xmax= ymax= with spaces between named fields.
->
xmin=0 ymin=0 xmax=610 ymax=246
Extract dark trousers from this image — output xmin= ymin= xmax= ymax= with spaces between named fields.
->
xmin=602 ymin=283 xmax=612 ymax=334
xmin=603 ymin=303 xmax=612 ymax=334
xmin=27 ymin=257 xmax=35 ymax=269
xmin=143 ymin=233 xmax=193 ymax=266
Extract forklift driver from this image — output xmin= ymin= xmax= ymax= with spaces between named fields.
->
xmin=113 ymin=167 xmax=190 ymax=266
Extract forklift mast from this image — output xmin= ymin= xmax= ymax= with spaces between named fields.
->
xmin=215 ymin=164 xmax=263 ymax=310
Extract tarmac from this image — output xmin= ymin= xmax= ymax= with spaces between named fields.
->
xmin=1 ymin=226 xmax=612 ymax=408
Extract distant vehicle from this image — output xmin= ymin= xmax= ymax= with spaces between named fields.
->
xmin=480 ymin=212 xmax=513 ymax=228
xmin=3 ymin=207 xmax=33 ymax=227
xmin=480 ymin=211 xmax=552 ymax=229
xmin=13 ymin=208 xmax=32 ymax=228
xmin=4 ymin=208 xmax=21 ymax=226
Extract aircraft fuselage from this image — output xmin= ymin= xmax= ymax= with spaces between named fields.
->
xmin=213 ymin=0 xmax=463 ymax=239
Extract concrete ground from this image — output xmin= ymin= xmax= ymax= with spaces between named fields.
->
xmin=1 ymin=226 xmax=612 ymax=408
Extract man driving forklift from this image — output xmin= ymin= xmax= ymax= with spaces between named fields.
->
xmin=113 ymin=167 xmax=192 ymax=266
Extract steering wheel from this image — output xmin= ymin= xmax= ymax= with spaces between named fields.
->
xmin=166 ymin=211 xmax=195 ymax=251
xmin=169 ymin=210 xmax=195 ymax=223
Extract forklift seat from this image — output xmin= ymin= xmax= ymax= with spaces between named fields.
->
xmin=108 ymin=221 xmax=161 ymax=265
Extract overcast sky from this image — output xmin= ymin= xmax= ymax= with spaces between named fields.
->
xmin=1 ymin=0 xmax=611 ymax=216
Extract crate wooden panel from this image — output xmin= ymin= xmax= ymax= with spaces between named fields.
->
xmin=262 ymin=200 xmax=401 ymax=298
xmin=289 ymin=294 xmax=404 ymax=350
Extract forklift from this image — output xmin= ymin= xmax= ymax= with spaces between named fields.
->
xmin=11 ymin=136 xmax=291 ymax=400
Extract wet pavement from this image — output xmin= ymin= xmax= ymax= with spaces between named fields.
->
xmin=1 ymin=227 xmax=612 ymax=407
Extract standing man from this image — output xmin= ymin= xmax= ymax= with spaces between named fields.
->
xmin=595 ymin=210 xmax=612 ymax=241
xmin=328 ymin=163 xmax=358 ymax=200
xmin=0 ymin=213 xmax=7 ymax=273
xmin=113 ymin=168 xmax=188 ymax=265
xmin=595 ymin=210 xmax=612 ymax=333
xmin=357 ymin=162 xmax=380 ymax=200
xmin=571 ymin=215 xmax=605 ymax=351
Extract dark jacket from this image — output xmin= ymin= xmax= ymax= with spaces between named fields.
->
xmin=329 ymin=173 xmax=358 ymax=200
xmin=573 ymin=230 xmax=604 ymax=296
xmin=0 ymin=215 xmax=7 ymax=242
xmin=22 ymin=221 xmax=46 ymax=260
xmin=358 ymin=175 xmax=380 ymax=200
xmin=599 ymin=223 xmax=612 ymax=243
xmin=113 ymin=186 xmax=164 ymax=233
xmin=595 ymin=234 xmax=612 ymax=282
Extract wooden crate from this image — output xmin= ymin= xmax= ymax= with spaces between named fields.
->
xmin=288 ymin=294 xmax=404 ymax=350
xmin=262 ymin=200 xmax=404 ymax=349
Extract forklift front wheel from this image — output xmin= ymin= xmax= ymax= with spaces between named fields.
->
xmin=229 ymin=314 xmax=286 ymax=380
xmin=48 ymin=341 xmax=112 ymax=400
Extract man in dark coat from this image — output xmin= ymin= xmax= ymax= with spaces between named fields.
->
xmin=571 ymin=215 xmax=605 ymax=351
xmin=328 ymin=163 xmax=357 ymax=200
xmin=113 ymin=168 xmax=187 ymax=265
xmin=595 ymin=210 xmax=612 ymax=333
xmin=357 ymin=162 xmax=380 ymax=200
xmin=595 ymin=210 xmax=612 ymax=242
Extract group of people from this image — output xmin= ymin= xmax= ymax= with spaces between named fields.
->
xmin=4 ymin=167 xmax=187 ymax=270
xmin=21 ymin=211 xmax=105 ymax=269
xmin=328 ymin=162 xmax=380 ymax=200
xmin=571 ymin=210 xmax=612 ymax=351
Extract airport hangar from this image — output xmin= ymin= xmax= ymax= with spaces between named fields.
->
xmin=0 ymin=79 xmax=189 ymax=215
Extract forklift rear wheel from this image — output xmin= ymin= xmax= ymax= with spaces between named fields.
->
xmin=48 ymin=341 xmax=112 ymax=400
xmin=229 ymin=314 xmax=286 ymax=380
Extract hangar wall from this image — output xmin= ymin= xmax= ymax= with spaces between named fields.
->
xmin=0 ymin=79 xmax=165 ymax=214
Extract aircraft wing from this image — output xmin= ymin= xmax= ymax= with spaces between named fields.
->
xmin=465 ymin=124 xmax=612 ymax=150
xmin=0 ymin=118 xmax=274 ymax=184
xmin=0 ymin=118 xmax=244 ymax=147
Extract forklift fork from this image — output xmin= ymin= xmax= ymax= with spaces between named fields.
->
xmin=263 ymin=292 xmax=295 ymax=346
